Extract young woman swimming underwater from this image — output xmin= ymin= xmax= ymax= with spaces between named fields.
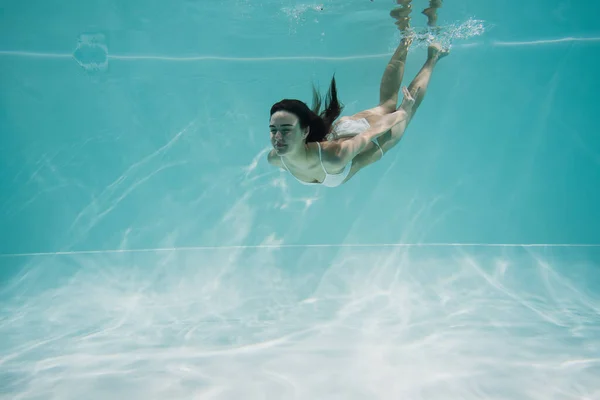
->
xmin=267 ymin=3 xmax=448 ymax=187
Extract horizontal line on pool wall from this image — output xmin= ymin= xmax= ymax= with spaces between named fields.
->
xmin=0 ymin=36 xmax=598 ymax=63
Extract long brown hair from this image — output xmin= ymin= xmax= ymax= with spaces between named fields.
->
xmin=270 ymin=75 xmax=344 ymax=142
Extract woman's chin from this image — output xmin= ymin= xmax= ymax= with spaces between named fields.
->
xmin=275 ymin=145 xmax=288 ymax=155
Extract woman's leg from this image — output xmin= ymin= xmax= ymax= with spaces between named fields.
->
xmin=346 ymin=42 xmax=448 ymax=180
xmin=351 ymin=3 xmax=413 ymax=119
xmin=341 ymin=6 xmax=449 ymax=182
xmin=378 ymin=2 xmax=414 ymax=114
xmin=350 ymin=35 xmax=413 ymax=120
xmin=380 ymin=43 xmax=448 ymax=152
xmin=378 ymin=35 xmax=413 ymax=114
xmin=405 ymin=43 xmax=448 ymax=117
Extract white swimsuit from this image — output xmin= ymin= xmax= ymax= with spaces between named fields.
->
xmin=280 ymin=118 xmax=383 ymax=188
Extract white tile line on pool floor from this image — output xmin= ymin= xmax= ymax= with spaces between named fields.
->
xmin=0 ymin=37 xmax=599 ymax=62
xmin=1 ymin=243 xmax=600 ymax=258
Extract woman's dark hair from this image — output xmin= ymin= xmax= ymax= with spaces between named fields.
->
xmin=270 ymin=75 xmax=344 ymax=143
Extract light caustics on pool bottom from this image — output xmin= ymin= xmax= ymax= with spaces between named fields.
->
xmin=1 ymin=246 xmax=599 ymax=399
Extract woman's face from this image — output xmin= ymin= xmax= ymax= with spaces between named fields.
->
xmin=269 ymin=111 xmax=308 ymax=155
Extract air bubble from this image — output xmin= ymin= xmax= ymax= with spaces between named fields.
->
xmin=399 ymin=18 xmax=487 ymax=50
xmin=73 ymin=33 xmax=108 ymax=71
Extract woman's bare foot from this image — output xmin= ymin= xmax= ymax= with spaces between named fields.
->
xmin=400 ymin=35 xmax=414 ymax=50
xmin=427 ymin=43 xmax=449 ymax=61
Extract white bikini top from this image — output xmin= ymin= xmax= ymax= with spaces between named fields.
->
xmin=279 ymin=118 xmax=372 ymax=188
xmin=280 ymin=142 xmax=351 ymax=188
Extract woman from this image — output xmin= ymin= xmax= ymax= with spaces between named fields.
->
xmin=267 ymin=11 xmax=448 ymax=187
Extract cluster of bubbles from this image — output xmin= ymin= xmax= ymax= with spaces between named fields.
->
xmin=280 ymin=3 xmax=325 ymax=35
xmin=280 ymin=3 xmax=324 ymax=19
xmin=403 ymin=18 xmax=487 ymax=50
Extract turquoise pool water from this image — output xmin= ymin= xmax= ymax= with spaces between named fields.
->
xmin=1 ymin=0 xmax=600 ymax=398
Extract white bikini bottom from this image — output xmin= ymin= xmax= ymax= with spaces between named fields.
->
xmin=327 ymin=118 xmax=383 ymax=156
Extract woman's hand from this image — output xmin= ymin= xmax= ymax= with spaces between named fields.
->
xmin=399 ymin=86 xmax=418 ymax=112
